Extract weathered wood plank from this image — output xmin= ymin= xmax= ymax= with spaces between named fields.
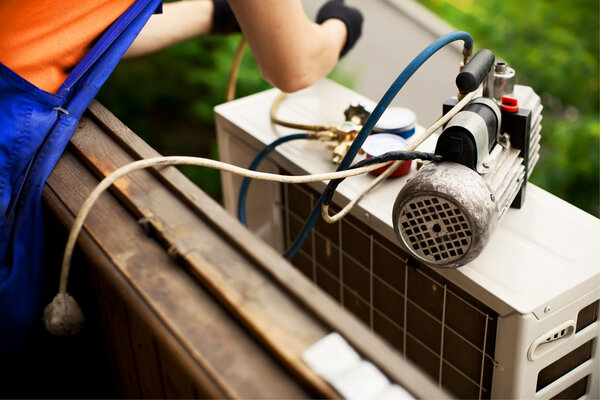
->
xmin=128 ymin=310 xmax=167 ymax=398
xmin=89 ymin=268 xmax=143 ymax=398
xmin=44 ymin=151 xmax=313 ymax=398
xmin=157 ymin=340 xmax=202 ymax=399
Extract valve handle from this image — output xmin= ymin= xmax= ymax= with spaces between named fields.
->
xmin=456 ymin=49 xmax=495 ymax=94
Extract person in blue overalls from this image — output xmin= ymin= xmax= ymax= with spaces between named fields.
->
xmin=0 ymin=0 xmax=363 ymax=353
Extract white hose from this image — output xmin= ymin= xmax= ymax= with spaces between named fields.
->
xmin=57 ymin=155 xmax=392 ymax=294
xmin=61 ymin=89 xmax=481 ymax=285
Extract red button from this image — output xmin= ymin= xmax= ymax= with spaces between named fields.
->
xmin=501 ymin=96 xmax=519 ymax=112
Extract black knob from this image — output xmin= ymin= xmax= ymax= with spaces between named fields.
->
xmin=456 ymin=49 xmax=495 ymax=94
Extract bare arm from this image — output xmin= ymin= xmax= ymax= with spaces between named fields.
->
xmin=124 ymin=0 xmax=214 ymax=58
xmin=126 ymin=0 xmax=356 ymax=94
xmin=228 ymin=0 xmax=347 ymax=92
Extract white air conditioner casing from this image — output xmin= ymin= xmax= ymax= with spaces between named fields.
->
xmin=215 ymin=79 xmax=600 ymax=399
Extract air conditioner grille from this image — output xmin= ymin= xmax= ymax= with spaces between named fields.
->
xmin=576 ymin=300 xmax=599 ymax=332
xmin=536 ymin=339 xmax=594 ymax=392
xmin=550 ymin=375 xmax=589 ymax=400
xmin=282 ymin=181 xmax=499 ymax=399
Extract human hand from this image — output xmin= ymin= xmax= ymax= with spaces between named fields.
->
xmin=211 ymin=0 xmax=240 ymax=34
xmin=316 ymin=0 xmax=363 ymax=57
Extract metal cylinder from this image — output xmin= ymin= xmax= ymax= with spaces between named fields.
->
xmin=392 ymin=162 xmax=498 ymax=268
xmin=490 ymin=61 xmax=516 ymax=100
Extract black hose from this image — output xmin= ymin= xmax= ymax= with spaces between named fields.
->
xmin=238 ymin=133 xmax=308 ymax=226
xmin=322 ymin=150 xmax=438 ymax=205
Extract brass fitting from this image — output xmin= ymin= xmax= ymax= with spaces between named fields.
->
xmin=332 ymin=141 xmax=352 ymax=164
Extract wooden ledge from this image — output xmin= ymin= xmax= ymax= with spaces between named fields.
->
xmin=43 ymin=100 xmax=446 ymax=399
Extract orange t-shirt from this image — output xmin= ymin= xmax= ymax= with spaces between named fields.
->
xmin=0 ymin=0 xmax=135 ymax=94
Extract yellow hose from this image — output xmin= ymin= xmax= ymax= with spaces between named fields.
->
xmin=226 ymin=36 xmax=247 ymax=101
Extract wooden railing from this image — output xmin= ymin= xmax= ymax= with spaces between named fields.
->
xmin=42 ymin=101 xmax=446 ymax=398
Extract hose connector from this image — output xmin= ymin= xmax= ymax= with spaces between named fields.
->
xmin=307 ymin=131 xmax=333 ymax=140
xmin=461 ymin=46 xmax=473 ymax=70
xmin=332 ymin=142 xmax=352 ymax=164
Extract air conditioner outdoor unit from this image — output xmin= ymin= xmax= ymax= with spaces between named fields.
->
xmin=215 ymin=78 xmax=599 ymax=399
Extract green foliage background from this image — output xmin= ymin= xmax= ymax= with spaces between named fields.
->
xmin=416 ymin=0 xmax=599 ymax=216
xmin=98 ymin=1 xmax=599 ymax=216
xmin=98 ymin=35 xmax=271 ymax=201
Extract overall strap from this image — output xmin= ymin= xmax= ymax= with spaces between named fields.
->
xmin=56 ymin=0 xmax=162 ymax=98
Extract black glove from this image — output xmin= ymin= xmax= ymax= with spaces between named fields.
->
xmin=211 ymin=0 xmax=241 ymax=34
xmin=316 ymin=0 xmax=363 ymax=57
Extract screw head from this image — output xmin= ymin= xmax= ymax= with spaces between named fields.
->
xmin=544 ymin=305 xmax=552 ymax=313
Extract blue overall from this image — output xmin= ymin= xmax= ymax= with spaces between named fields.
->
xmin=0 ymin=0 xmax=162 ymax=351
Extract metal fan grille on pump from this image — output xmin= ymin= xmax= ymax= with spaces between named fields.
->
xmin=397 ymin=195 xmax=473 ymax=264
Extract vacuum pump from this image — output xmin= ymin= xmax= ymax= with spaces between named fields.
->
xmin=392 ymin=50 xmax=542 ymax=268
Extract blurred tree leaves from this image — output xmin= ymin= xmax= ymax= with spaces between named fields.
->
xmin=416 ymin=0 xmax=599 ymax=215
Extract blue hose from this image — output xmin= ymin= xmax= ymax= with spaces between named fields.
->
xmin=238 ymin=133 xmax=308 ymax=226
xmin=283 ymin=31 xmax=473 ymax=259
